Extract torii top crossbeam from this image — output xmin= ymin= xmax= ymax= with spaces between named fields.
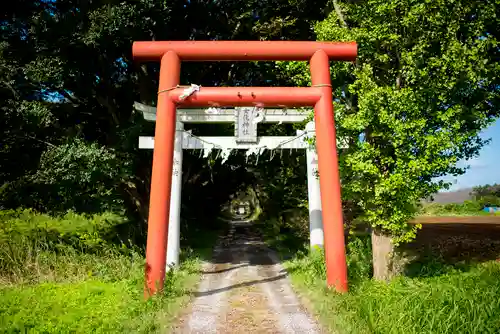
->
xmin=133 ymin=40 xmax=357 ymax=298
xmin=132 ymin=41 xmax=357 ymax=61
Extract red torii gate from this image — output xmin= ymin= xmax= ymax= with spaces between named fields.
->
xmin=132 ymin=41 xmax=357 ymax=297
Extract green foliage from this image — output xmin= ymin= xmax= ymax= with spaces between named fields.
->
xmin=420 ymin=200 xmax=486 ymax=216
xmin=2 ymin=140 xmax=132 ymax=213
xmin=345 ymin=235 xmax=373 ymax=285
xmin=0 ymin=264 xmax=197 ymax=333
xmin=0 ymin=0 xmax=331 ymax=228
xmin=254 ymin=213 xmax=310 ymax=258
xmin=0 ymin=209 xmax=136 ymax=284
xmin=470 ymin=183 xmax=500 ymax=208
xmin=0 ymin=209 xmax=214 ymax=332
xmin=285 ymin=242 xmax=500 ymax=333
xmin=248 ymin=124 xmax=312 ymax=228
xmin=477 ymin=196 xmax=500 ymax=208
xmin=421 ymin=197 xmax=500 ymax=216
xmin=472 ymin=183 xmax=500 ymax=198
xmin=33 ymin=139 xmax=131 ymax=212
xmin=286 ymin=235 xmax=373 ymax=287
xmin=280 ymin=0 xmax=500 ymax=243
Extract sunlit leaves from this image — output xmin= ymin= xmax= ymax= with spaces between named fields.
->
xmin=31 ymin=139 xmax=132 ymax=213
xmin=297 ymin=0 xmax=500 ymax=242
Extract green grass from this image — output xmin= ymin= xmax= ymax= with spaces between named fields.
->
xmin=257 ymin=211 xmax=500 ymax=333
xmin=283 ymin=240 xmax=500 ymax=334
xmin=419 ymin=201 xmax=500 ymax=217
xmin=0 ymin=209 xmax=217 ymax=333
xmin=0 ymin=259 xmax=203 ymax=333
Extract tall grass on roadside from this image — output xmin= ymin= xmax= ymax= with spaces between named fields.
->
xmin=0 ymin=209 xmax=141 ymax=284
xmin=0 ymin=209 xmax=216 ymax=333
xmin=285 ymin=236 xmax=500 ymax=333
xmin=0 ymin=256 xmax=200 ymax=333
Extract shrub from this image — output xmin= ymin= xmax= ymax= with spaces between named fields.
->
xmin=285 ymin=235 xmax=373 ymax=288
xmin=0 ymin=209 xmax=140 ymax=284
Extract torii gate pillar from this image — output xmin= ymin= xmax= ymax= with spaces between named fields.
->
xmin=132 ymin=41 xmax=357 ymax=297
xmin=303 ymin=122 xmax=324 ymax=249
xmin=165 ymin=122 xmax=184 ymax=269
xmin=310 ymin=50 xmax=347 ymax=288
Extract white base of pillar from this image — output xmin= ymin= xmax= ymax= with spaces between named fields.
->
xmin=303 ymin=121 xmax=324 ymax=250
xmin=166 ymin=122 xmax=184 ymax=271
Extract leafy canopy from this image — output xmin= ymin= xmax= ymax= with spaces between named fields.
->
xmin=281 ymin=0 xmax=500 ymax=242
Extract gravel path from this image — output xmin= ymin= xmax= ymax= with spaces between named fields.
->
xmin=171 ymin=221 xmax=322 ymax=334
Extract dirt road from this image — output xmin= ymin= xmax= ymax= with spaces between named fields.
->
xmin=171 ymin=221 xmax=322 ymax=334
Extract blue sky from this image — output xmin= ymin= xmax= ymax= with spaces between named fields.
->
xmin=439 ymin=119 xmax=500 ymax=192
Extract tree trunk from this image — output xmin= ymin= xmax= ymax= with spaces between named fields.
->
xmin=371 ymin=227 xmax=395 ymax=281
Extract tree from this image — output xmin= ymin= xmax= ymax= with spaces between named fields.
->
xmin=472 ymin=183 xmax=500 ymax=198
xmin=471 ymin=183 xmax=500 ymax=207
xmin=280 ymin=0 xmax=500 ymax=277
xmin=0 ymin=0 xmax=327 ymax=231
xmin=285 ymin=0 xmax=500 ymax=239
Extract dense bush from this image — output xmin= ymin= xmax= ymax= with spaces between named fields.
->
xmin=0 ymin=209 xmax=141 ymax=284
xmin=476 ymin=195 xmax=500 ymax=208
xmin=0 ymin=209 xmax=215 ymax=332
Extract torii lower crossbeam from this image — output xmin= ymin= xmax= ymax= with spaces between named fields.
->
xmin=132 ymin=41 xmax=357 ymax=297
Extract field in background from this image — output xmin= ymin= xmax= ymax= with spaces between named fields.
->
xmin=419 ymin=203 xmax=500 ymax=217
xmin=0 ymin=209 xmax=218 ymax=333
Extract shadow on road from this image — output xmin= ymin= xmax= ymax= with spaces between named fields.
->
xmin=199 ymin=263 xmax=248 ymax=275
xmin=191 ymin=220 xmax=290 ymax=296
xmin=192 ymin=273 xmax=288 ymax=297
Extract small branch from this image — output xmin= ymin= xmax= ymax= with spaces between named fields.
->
xmin=15 ymin=134 xmax=56 ymax=148
xmin=1 ymin=81 xmax=20 ymax=99
xmin=333 ymin=0 xmax=348 ymax=28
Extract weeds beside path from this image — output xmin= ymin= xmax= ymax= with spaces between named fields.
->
xmin=0 ymin=258 xmax=204 ymax=333
xmin=255 ymin=217 xmax=500 ymax=333
xmin=285 ymin=255 xmax=500 ymax=334
xmin=0 ymin=209 xmax=218 ymax=333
